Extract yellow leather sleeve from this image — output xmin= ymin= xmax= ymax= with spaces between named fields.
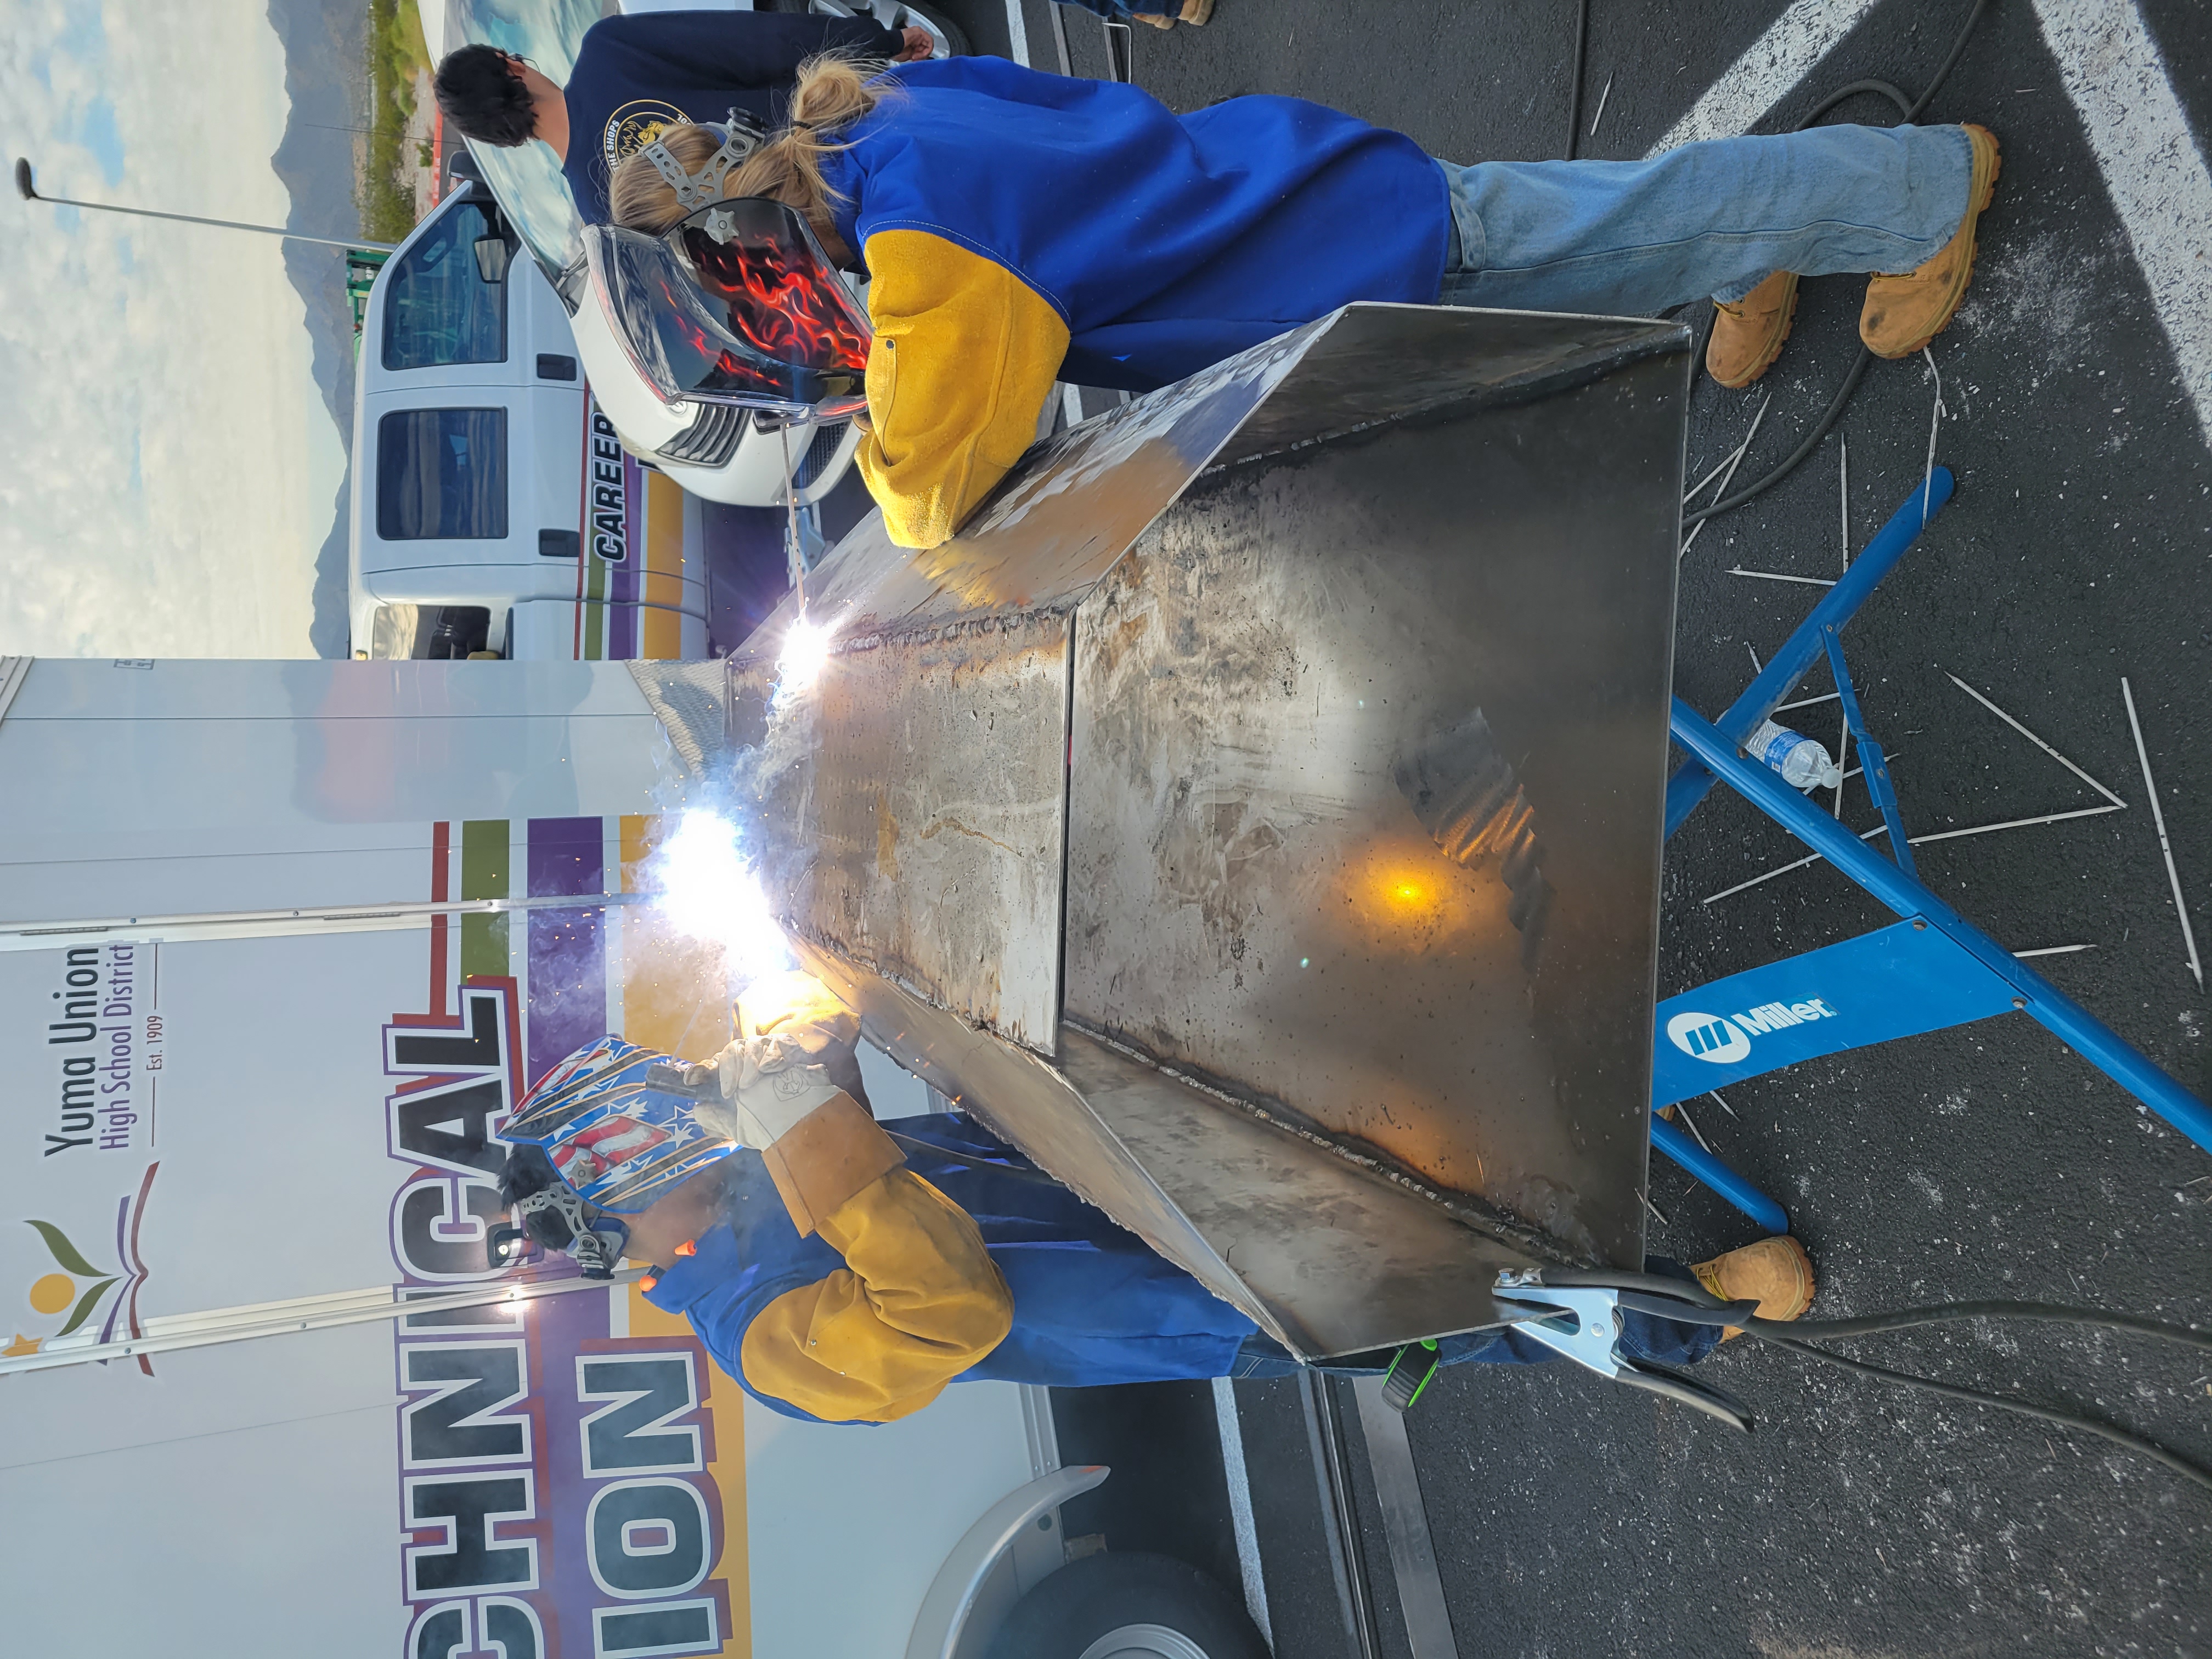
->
xmin=740 ymin=1169 xmax=1015 ymax=1424
xmin=857 ymin=229 xmax=1071 ymax=550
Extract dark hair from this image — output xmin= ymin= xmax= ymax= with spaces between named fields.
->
xmin=433 ymin=44 xmax=538 ymax=147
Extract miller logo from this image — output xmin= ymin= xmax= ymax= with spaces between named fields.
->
xmin=602 ymin=98 xmax=689 ymax=172
xmin=1666 ymin=998 xmax=1838 ymax=1065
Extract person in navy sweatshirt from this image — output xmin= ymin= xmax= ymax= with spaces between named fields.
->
xmin=431 ymin=10 xmax=934 ymax=225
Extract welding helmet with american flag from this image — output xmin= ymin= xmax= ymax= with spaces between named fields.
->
xmin=501 ymin=1034 xmax=743 ymax=1217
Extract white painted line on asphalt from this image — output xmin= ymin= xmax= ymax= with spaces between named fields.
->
xmin=1002 ymin=0 xmax=1031 ymax=66
xmin=2030 ymin=0 xmax=2212 ymax=450
xmin=1646 ymin=0 xmax=1882 ymax=155
xmin=1210 ymin=1376 xmax=1274 ymax=1651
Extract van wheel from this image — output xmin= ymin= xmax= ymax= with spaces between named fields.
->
xmin=983 ymin=1553 xmax=1268 ymax=1659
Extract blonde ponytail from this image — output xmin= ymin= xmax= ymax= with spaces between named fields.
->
xmin=608 ymin=54 xmax=896 ymax=236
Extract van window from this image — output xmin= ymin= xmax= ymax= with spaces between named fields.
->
xmin=381 ymin=200 xmax=507 ymax=370
xmin=377 ymin=409 xmax=509 ymax=540
xmin=369 ymin=605 xmax=495 ymax=660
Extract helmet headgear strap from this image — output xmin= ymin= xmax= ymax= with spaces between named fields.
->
xmin=642 ymin=110 xmax=764 ymax=213
xmin=513 ymin=1182 xmax=628 ymax=1279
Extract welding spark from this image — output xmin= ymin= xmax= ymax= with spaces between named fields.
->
xmin=647 ymin=810 xmax=792 ymax=985
xmin=775 ymin=615 xmax=834 ymax=700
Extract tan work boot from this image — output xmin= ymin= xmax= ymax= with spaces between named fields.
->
xmin=1706 ymin=270 xmax=1801 ymax=388
xmin=1860 ymin=123 xmax=2001 ymax=358
xmin=1137 ymin=0 xmax=1212 ymax=24
xmin=1691 ymin=1235 xmax=1816 ymax=1339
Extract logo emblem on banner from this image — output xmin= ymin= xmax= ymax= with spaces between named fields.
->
xmin=1666 ymin=1011 xmax=1752 ymax=1064
xmin=1667 ymin=999 xmax=1839 ymax=1065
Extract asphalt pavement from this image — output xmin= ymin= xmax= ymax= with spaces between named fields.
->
xmin=934 ymin=2 xmax=2212 ymax=1651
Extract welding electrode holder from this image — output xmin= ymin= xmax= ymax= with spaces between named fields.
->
xmin=1492 ymin=1271 xmax=1759 ymax=1432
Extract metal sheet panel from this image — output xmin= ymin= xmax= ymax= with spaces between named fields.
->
xmin=733 ymin=609 xmax=1074 ymax=1051
xmin=1065 ymin=345 xmax=1688 ymax=1271
xmin=721 ymin=305 xmax=1691 ymax=1348
xmin=724 ymin=315 xmax=1357 ymax=1052
xmin=786 ymin=935 xmax=1281 ymax=1340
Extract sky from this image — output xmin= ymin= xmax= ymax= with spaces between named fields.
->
xmin=0 ymin=0 xmax=347 ymax=659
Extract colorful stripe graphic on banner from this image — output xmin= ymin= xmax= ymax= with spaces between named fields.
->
xmin=385 ymin=817 xmax=749 ymax=1658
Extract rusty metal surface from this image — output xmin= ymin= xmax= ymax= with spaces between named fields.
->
xmin=786 ymin=934 xmax=1284 ymax=1341
xmin=723 ymin=316 xmax=1347 ymax=1051
xmin=1064 ymin=345 xmax=1689 ymax=1271
xmin=729 ymin=608 xmax=1073 ymax=1051
xmin=1054 ymin=1024 xmax=1549 ymax=1357
xmin=797 ymin=929 xmax=1543 ymax=1358
xmin=721 ymin=304 xmax=1691 ymax=1349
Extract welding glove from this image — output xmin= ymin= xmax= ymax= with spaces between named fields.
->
xmin=710 ymin=972 xmax=868 ymax=1147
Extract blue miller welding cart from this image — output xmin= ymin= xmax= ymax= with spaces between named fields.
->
xmin=1647 ymin=468 xmax=2212 ymax=1234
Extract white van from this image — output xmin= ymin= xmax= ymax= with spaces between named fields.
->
xmin=349 ymin=180 xmax=715 ymax=663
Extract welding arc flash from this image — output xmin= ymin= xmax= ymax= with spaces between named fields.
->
xmin=777 ymin=617 xmax=834 ymax=694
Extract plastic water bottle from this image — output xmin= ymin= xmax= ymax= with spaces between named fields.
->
xmin=1746 ymin=719 xmax=1843 ymax=791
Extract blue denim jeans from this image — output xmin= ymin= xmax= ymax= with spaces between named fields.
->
xmin=1435 ymin=123 xmax=1973 ymax=313
xmin=1227 ymin=1257 xmax=1724 ymax=1379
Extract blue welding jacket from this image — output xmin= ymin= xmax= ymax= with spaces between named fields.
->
xmin=818 ymin=56 xmax=1450 ymax=392
xmin=645 ymin=1113 xmax=1260 ymax=1422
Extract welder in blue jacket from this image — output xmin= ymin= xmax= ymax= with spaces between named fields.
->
xmin=498 ymin=974 xmax=1813 ymax=1426
xmin=606 ymin=53 xmax=1999 ymax=549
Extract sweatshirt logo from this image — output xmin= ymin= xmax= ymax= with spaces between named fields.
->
xmin=603 ymin=98 xmax=688 ymax=172
xmin=1666 ymin=998 xmax=1838 ymax=1065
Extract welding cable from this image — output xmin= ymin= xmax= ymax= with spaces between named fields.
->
xmin=1753 ymin=1333 xmax=2212 ymax=1497
xmin=1679 ymin=0 xmax=1990 ymax=526
xmin=1606 ymin=1288 xmax=2212 ymax=1354
xmin=1540 ymin=1269 xmax=2212 ymax=1493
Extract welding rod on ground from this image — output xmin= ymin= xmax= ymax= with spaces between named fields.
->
xmin=1729 ymin=568 xmax=1838 ymax=587
xmin=1702 ymin=802 xmax=2120 ymax=905
xmin=2120 ymin=677 xmax=2204 ymax=989
xmin=1681 ymin=396 xmax=1770 ymax=558
xmin=1945 ymin=673 xmax=2126 ymax=809
xmin=1839 ymin=432 xmax=1851 ymax=570
xmin=1672 ymin=1098 xmax=1714 ymax=1155
xmin=1919 ymin=346 xmax=1946 ymax=525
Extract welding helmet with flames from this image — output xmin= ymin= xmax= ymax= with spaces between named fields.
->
xmin=582 ymin=123 xmax=871 ymax=424
xmin=492 ymin=1035 xmax=743 ymax=1278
